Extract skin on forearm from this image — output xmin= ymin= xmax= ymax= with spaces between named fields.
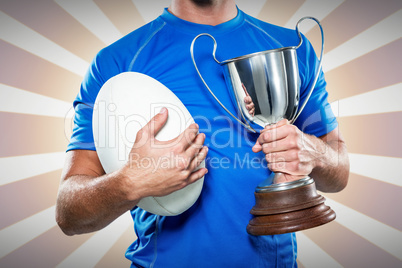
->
xmin=56 ymin=169 xmax=139 ymax=236
xmin=309 ymin=134 xmax=349 ymax=193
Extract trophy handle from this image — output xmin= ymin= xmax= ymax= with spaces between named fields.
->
xmin=291 ymin=17 xmax=325 ymax=123
xmin=190 ymin=33 xmax=257 ymax=133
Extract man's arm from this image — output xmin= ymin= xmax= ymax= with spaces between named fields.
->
xmin=252 ymin=120 xmax=349 ymax=192
xmin=56 ymin=150 xmax=134 ymax=235
xmin=309 ymin=127 xmax=349 ymax=192
xmin=56 ymin=108 xmax=208 ymax=235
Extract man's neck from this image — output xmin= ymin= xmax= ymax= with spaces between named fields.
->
xmin=168 ymin=0 xmax=237 ymax=26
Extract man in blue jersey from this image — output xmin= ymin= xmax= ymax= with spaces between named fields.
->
xmin=56 ymin=0 xmax=349 ymax=267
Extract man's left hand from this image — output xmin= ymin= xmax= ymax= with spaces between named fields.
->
xmin=252 ymin=119 xmax=324 ymax=183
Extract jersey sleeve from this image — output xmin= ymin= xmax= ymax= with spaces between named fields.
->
xmin=293 ymin=34 xmax=338 ymax=137
xmin=66 ymin=49 xmax=117 ymax=152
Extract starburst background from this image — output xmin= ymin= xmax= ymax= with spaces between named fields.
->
xmin=0 ymin=0 xmax=401 ymax=267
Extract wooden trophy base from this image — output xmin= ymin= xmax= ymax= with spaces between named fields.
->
xmin=247 ymin=177 xmax=336 ymax=236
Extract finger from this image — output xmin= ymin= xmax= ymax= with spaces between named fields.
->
xmin=188 ymin=146 xmax=208 ymax=170
xmin=265 ymin=150 xmax=298 ymax=164
xmin=134 ymin=107 xmax=168 ymax=146
xmin=242 ymin=83 xmax=249 ymax=96
xmin=267 ymin=161 xmax=305 ymax=176
xmin=244 ymin=96 xmax=252 ymax=104
xmin=253 ymin=120 xmax=290 ymax=151
xmin=175 ymin=123 xmax=200 ymax=150
xmin=262 ymin=125 xmax=302 ymax=155
xmin=246 ymin=103 xmax=254 ymax=109
xmin=267 ymin=161 xmax=288 ymax=174
xmin=147 ymin=107 xmax=169 ymax=137
xmin=187 ymin=167 xmax=208 ymax=185
xmin=252 ymin=141 xmax=262 ymax=153
xmin=257 ymin=123 xmax=292 ymax=145
xmin=186 ymin=132 xmax=206 ymax=158
xmin=260 ymin=138 xmax=291 ymax=154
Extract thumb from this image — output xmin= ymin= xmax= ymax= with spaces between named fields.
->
xmin=147 ymin=107 xmax=168 ymax=137
xmin=252 ymin=142 xmax=262 ymax=153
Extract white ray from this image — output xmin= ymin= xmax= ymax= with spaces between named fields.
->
xmin=0 ymin=206 xmax=56 ymax=258
xmin=55 ymin=0 xmax=123 ymax=45
xmin=0 ymin=152 xmax=65 ymax=186
xmin=284 ymin=0 xmax=344 ymax=32
xmin=347 ymin=153 xmax=402 ymax=187
xmin=327 ymin=198 xmax=402 ymax=260
xmin=324 ymin=9 xmax=402 ymax=72
xmin=132 ymin=0 xmax=170 ymax=23
xmin=56 ymin=212 xmax=132 ymax=268
xmin=0 ymin=83 xmax=72 ymax=118
xmin=0 ymin=11 xmax=88 ymax=77
xmin=331 ymin=83 xmax=402 ymax=118
xmin=236 ymin=0 xmax=266 ymax=18
xmin=297 ymin=232 xmax=342 ymax=268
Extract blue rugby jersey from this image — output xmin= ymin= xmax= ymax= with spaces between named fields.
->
xmin=68 ymin=7 xmax=337 ymax=268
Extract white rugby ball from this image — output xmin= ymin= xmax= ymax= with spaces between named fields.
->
xmin=92 ymin=72 xmax=204 ymax=216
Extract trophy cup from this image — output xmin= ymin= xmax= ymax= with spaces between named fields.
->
xmin=190 ymin=17 xmax=335 ymax=235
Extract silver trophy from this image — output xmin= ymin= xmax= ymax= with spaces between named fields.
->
xmin=190 ymin=17 xmax=335 ymax=235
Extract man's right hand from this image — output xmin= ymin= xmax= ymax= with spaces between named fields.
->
xmin=118 ymin=107 xmax=209 ymax=202
xmin=56 ymin=107 xmax=208 ymax=235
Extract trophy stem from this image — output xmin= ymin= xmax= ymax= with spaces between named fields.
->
xmin=256 ymin=172 xmax=312 ymax=191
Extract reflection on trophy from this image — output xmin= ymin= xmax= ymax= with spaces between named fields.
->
xmin=243 ymin=83 xmax=255 ymax=117
xmin=191 ymin=17 xmax=336 ymax=236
